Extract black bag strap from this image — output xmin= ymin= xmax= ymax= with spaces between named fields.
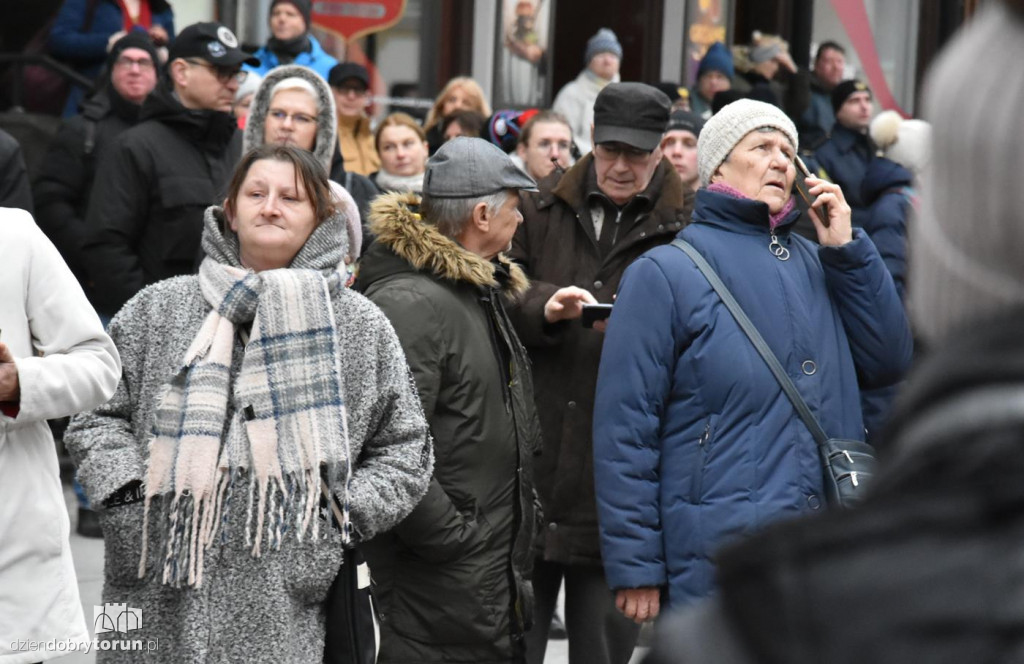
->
xmin=670 ymin=238 xmax=830 ymax=447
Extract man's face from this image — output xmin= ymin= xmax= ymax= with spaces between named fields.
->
xmin=517 ymin=121 xmax=572 ymax=180
xmin=660 ymin=129 xmax=699 ymax=189
xmin=483 ymin=190 xmax=523 ymax=258
xmin=331 ymin=78 xmax=369 ymax=117
xmin=592 ymin=140 xmax=661 ymax=206
xmin=175 ymin=58 xmax=241 ymax=113
xmin=110 ymin=47 xmax=157 ymax=104
xmin=270 ymin=2 xmax=306 ymax=41
xmin=836 ymin=91 xmax=873 ymax=132
xmin=264 ymin=89 xmax=318 ymax=152
xmin=814 ymin=47 xmax=846 ymax=88
xmin=697 ymin=70 xmax=730 ymax=102
xmin=588 ymin=52 xmax=620 ymax=81
xmin=712 ymin=129 xmax=796 ymax=214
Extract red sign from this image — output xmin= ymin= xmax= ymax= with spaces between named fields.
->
xmin=312 ymin=0 xmax=407 ymax=41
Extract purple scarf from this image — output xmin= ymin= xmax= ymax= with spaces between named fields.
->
xmin=706 ymin=182 xmax=797 ymax=230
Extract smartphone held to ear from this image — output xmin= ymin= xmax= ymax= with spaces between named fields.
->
xmin=581 ymin=303 xmax=613 ymax=328
xmin=793 ymin=156 xmax=829 ymax=228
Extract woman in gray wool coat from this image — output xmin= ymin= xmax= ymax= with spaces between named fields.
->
xmin=65 ymin=144 xmax=433 ymax=663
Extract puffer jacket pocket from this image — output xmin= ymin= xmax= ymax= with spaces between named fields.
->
xmin=690 ymin=415 xmax=718 ymax=504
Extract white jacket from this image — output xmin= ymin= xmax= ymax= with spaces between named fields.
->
xmin=0 ymin=209 xmax=121 ymax=664
xmin=552 ymin=68 xmax=620 ymax=156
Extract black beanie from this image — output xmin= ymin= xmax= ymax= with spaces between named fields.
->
xmin=270 ymin=0 xmax=312 ymax=30
xmin=831 ymin=79 xmax=871 ymax=114
xmin=106 ymin=32 xmax=159 ymax=72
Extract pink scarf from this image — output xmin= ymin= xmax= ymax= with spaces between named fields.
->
xmin=706 ymin=182 xmax=797 ymax=230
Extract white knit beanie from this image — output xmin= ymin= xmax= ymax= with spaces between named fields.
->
xmin=697 ymin=99 xmax=798 ymax=187
xmin=910 ymin=2 xmax=1024 ymax=345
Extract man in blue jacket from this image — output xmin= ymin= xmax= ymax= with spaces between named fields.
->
xmin=245 ymin=0 xmax=338 ymax=81
xmin=815 ymin=79 xmax=874 ymax=225
xmin=593 ymin=99 xmax=911 ymax=621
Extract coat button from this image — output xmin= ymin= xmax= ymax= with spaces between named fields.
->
xmin=593 ymin=280 xmax=603 ymax=289
xmin=802 ymin=360 xmax=817 ymax=375
xmin=640 ymin=231 xmax=647 ymax=238
xmin=807 ymin=494 xmax=821 ymax=510
xmin=657 ymin=224 xmax=665 ymax=231
xmin=548 ymin=522 xmax=558 ymax=531
xmin=567 ymin=401 xmax=577 ymax=409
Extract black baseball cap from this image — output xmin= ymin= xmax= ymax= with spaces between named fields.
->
xmin=592 ymin=82 xmax=671 ymax=151
xmin=328 ymin=63 xmax=370 ymax=89
xmin=168 ymin=22 xmax=259 ymax=67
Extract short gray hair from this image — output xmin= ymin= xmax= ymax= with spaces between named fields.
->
xmin=421 ymin=190 xmax=513 ymax=239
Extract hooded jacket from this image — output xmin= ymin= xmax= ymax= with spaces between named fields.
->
xmin=355 ymin=192 xmax=541 ymax=663
xmin=242 ymin=64 xmax=362 ymax=263
xmin=508 ymin=155 xmax=692 ymax=567
xmin=593 ymin=189 xmax=912 ymax=609
xmin=82 ymin=82 xmax=241 ymax=316
xmin=34 ymin=83 xmax=144 ymax=296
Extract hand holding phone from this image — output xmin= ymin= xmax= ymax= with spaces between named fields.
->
xmin=581 ymin=303 xmax=613 ymax=328
xmin=793 ymin=156 xmax=829 ymax=228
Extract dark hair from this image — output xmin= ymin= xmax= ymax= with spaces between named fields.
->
xmin=814 ymin=41 xmax=845 ymax=64
xmin=518 ymin=110 xmax=571 ymax=147
xmin=441 ymin=110 xmax=486 ymax=139
xmin=224 ymin=144 xmax=335 ymax=225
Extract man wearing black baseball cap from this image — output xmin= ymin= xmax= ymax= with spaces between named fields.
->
xmin=82 ymin=22 xmax=259 ymax=318
xmin=509 ymin=81 xmax=693 ymax=664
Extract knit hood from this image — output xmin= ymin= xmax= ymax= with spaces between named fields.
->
xmin=361 ymin=191 xmax=529 ymax=297
xmin=243 ymin=64 xmax=337 ymax=171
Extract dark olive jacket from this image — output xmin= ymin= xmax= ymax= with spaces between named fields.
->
xmin=508 ymin=155 xmax=693 ymax=565
xmin=356 ymin=192 xmax=541 ymax=664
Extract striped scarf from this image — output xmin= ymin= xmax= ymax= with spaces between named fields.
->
xmin=140 ymin=206 xmax=352 ymax=587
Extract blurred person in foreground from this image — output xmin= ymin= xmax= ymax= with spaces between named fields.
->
xmin=65 ymin=145 xmax=432 ymax=662
xmin=643 ymin=4 xmax=1024 ymax=662
xmin=594 ymin=99 xmax=910 ymax=626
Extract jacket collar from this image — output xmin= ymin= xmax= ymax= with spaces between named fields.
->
xmin=828 ymin=123 xmax=871 ymax=153
xmin=140 ymin=83 xmax=237 ymax=150
xmin=366 ymin=192 xmax=529 ymax=297
xmin=691 ymin=188 xmax=801 ymax=235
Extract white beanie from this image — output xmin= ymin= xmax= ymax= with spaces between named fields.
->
xmin=234 ymin=71 xmax=262 ymax=104
xmin=869 ymin=110 xmax=932 ymax=177
xmin=697 ymin=99 xmax=798 ymax=187
xmin=911 ymin=2 xmax=1024 ymax=345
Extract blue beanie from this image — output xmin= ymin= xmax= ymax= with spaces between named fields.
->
xmin=585 ymin=28 xmax=623 ymax=64
xmin=697 ymin=42 xmax=734 ymax=80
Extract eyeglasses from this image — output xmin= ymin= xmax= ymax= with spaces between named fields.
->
xmin=268 ymin=109 xmax=316 ymax=126
xmin=594 ymin=143 xmax=654 ymax=164
xmin=114 ymin=55 xmax=155 ymax=71
xmin=184 ymin=59 xmax=248 ymax=84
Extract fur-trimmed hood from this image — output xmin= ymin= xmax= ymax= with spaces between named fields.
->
xmin=361 ymin=191 xmax=529 ymax=297
xmin=243 ymin=64 xmax=337 ymax=171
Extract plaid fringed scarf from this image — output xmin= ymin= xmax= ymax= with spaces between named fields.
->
xmin=139 ymin=206 xmax=352 ymax=588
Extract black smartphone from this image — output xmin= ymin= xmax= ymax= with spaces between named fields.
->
xmin=794 ymin=156 xmax=829 ymax=228
xmin=581 ymin=303 xmax=613 ymax=328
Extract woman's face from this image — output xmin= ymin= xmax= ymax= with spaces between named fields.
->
xmin=229 ymin=158 xmax=319 ymax=271
xmin=264 ymin=89 xmax=319 ymax=152
xmin=712 ymin=129 xmax=796 ymax=214
xmin=441 ymin=85 xmax=472 ymax=116
xmin=378 ymin=125 xmax=429 ymax=176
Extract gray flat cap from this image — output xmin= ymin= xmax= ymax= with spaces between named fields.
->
xmin=424 ymin=137 xmax=538 ymax=198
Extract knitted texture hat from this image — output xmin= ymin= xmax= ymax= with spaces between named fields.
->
xmin=910 ymin=2 xmax=1024 ymax=344
xmin=585 ymin=28 xmax=623 ymax=63
xmin=697 ymin=41 xmax=734 ymax=80
xmin=697 ymin=98 xmax=798 ymax=186
xmin=270 ymin=0 xmax=311 ymax=29
xmin=869 ymin=110 xmax=931 ymax=176
xmin=831 ymin=79 xmax=871 ymax=113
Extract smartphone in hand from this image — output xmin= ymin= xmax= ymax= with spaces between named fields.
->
xmin=794 ymin=156 xmax=829 ymax=228
xmin=581 ymin=303 xmax=613 ymax=328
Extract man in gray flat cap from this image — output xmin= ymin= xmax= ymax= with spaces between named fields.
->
xmin=357 ymin=137 xmax=553 ymax=663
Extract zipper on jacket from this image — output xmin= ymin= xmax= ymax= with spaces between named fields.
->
xmin=769 ymin=233 xmax=790 ymax=261
xmin=610 ymin=208 xmax=624 ymax=246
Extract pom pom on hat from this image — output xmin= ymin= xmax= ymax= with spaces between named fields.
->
xmin=870 ymin=110 xmax=931 ymax=176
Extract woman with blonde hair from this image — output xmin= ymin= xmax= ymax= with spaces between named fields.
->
xmin=423 ymin=76 xmax=492 ymax=153
xmin=371 ymin=112 xmax=431 ymax=194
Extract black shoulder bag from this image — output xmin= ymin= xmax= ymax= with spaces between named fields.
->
xmin=670 ymin=238 xmax=876 ymax=508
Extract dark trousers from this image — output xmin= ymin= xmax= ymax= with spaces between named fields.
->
xmin=525 ymin=558 xmax=641 ymax=664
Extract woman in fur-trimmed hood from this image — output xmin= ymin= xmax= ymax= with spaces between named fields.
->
xmin=355 ymin=188 xmax=542 ymax=663
xmin=65 ymin=146 xmax=432 ymax=663
xmin=243 ymin=64 xmax=363 ymax=273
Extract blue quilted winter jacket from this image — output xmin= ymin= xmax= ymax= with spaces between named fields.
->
xmin=245 ymin=34 xmax=339 ymax=82
xmin=593 ymin=189 xmax=912 ymax=609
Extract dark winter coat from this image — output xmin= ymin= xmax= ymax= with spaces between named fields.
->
xmin=355 ymin=192 xmax=541 ymax=664
xmin=33 ymin=86 xmax=141 ymax=294
xmin=330 ymin=147 xmax=382 ymax=255
xmin=815 ymin=122 xmax=873 ymax=226
xmin=593 ymin=189 xmax=912 ymax=609
xmin=796 ymin=74 xmax=835 ymax=150
xmin=82 ymin=83 xmax=241 ymax=316
xmin=646 ymin=310 xmax=1024 ymax=664
xmin=508 ymin=156 xmax=693 ymax=567
xmin=0 ymin=128 xmax=32 ymax=213
xmin=860 ymin=156 xmax=914 ymax=301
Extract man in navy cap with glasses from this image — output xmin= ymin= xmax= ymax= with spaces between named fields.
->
xmin=82 ymin=22 xmax=258 ymax=318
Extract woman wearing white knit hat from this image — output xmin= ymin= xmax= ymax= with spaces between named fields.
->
xmin=594 ymin=98 xmax=912 ymax=616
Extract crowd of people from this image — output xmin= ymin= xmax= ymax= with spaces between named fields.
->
xmin=4 ymin=0 xmax=1022 ymax=662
